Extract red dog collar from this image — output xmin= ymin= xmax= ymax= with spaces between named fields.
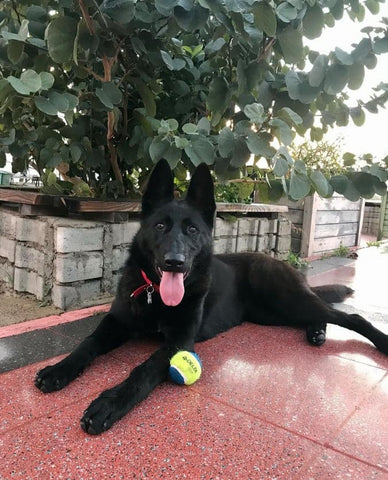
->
xmin=130 ymin=270 xmax=160 ymax=304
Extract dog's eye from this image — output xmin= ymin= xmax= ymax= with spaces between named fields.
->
xmin=155 ymin=223 xmax=165 ymax=231
xmin=187 ymin=225 xmax=198 ymax=234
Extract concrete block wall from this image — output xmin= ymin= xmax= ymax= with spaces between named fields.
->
xmin=0 ymin=208 xmax=290 ymax=309
xmin=213 ymin=216 xmax=291 ymax=259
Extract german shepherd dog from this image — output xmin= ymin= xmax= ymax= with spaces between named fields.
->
xmin=35 ymin=160 xmax=388 ymax=434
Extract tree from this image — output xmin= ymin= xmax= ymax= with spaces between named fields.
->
xmin=290 ymin=139 xmax=344 ymax=175
xmin=0 ymin=0 xmax=387 ymax=199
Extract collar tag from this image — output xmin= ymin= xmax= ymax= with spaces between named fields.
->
xmin=130 ymin=270 xmax=159 ymax=303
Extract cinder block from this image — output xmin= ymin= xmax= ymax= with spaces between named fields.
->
xmin=238 ymin=218 xmax=259 ymax=236
xmin=268 ymin=219 xmax=278 ymax=234
xmin=110 ymin=272 xmax=121 ymax=294
xmin=55 ymin=252 xmax=103 ymax=282
xmin=0 ymin=236 xmax=16 ymax=263
xmin=16 ymin=217 xmax=47 ymax=245
xmin=52 ymin=280 xmax=101 ymax=310
xmin=213 ymin=236 xmax=237 ymax=254
xmin=0 ymin=259 xmax=14 ymax=285
xmin=257 ymin=218 xmax=269 ymax=235
xmin=236 ymin=235 xmax=255 ymax=253
xmin=213 ymin=217 xmax=238 ymax=239
xmin=14 ymin=267 xmax=44 ymax=299
xmin=268 ymin=233 xmax=276 ymax=250
xmin=277 ymin=217 xmax=291 ymax=236
xmin=112 ymin=221 xmax=140 ymax=245
xmin=275 ymin=251 xmax=289 ymax=261
xmin=56 ymin=226 xmax=104 ymax=253
xmin=15 ymin=244 xmax=45 ymax=276
xmin=0 ymin=210 xmax=17 ymax=238
xmin=256 ymin=235 xmax=270 ymax=253
xmin=276 ymin=235 xmax=291 ymax=253
xmin=112 ymin=247 xmax=127 ymax=271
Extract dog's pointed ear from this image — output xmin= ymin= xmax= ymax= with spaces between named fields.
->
xmin=186 ymin=163 xmax=216 ymax=228
xmin=142 ymin=160 xmax=174 ymax=218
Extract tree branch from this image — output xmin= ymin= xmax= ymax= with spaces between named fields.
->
xmin=78 ymin=0 xmax=124 ymax=190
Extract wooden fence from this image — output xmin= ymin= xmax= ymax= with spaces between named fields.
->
xmin=378 ymin=192 xmax=388 ymax=240
xmin=277 ymin=194 xmax=364 ymax=257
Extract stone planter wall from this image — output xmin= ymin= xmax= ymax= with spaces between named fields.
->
xmin=0 ymin=207 xmax=290 ymax=310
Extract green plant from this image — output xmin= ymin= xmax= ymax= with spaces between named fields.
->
xmin=332 ymin=244 xmax=351 ymax=257
xmin=0 ymin=1 xmax=387 ymax=198
xmin=215 ymin=181 xmax=254 ymax=203
xmin=367 ymin=240 xmax=382 ymax=247
xmin=285 ymin=251 xmax=309 ymax=269
xmin=290 ymin=139 xmax=345 ymax=176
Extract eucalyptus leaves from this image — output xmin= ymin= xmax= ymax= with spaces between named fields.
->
xmin=0 ymin=0 xmax=387 ymax=199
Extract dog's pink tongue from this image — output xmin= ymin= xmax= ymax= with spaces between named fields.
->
xmin=160 ymin=271 xmax=185 ymax=306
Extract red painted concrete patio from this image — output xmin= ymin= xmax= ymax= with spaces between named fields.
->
xmin=0 ymin=245 xmax=387 ymax=479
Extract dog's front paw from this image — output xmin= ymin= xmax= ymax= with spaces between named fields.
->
xmin=35 ymin=363 xmax=82 ymax=393
xmin=81 ymin=393 xmax=125 ymax=435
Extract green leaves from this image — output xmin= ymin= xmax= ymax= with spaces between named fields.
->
xmin=206 ymin=77 xmax=231 ymax=126
xmin=101 ymin=0 xmax=136 ymax=23
xmin=246 ymin=132 xmax=275 ymax=158
xmin=160 ymin=51 xmax=186 ymax=71
xmin=149 ymin=136 xmax=181 ymax=168
xmin=174 ymin=5 xmax=209 ymax=31
xmin=243 ymin=103 xmax=266 ymax=124
xmin=253 ymin=3 xmax=277 ymax=37
xmin=309 ymin=54 xmax=328 ymax=87
xmin=278 ymin=26 xmax=304 ymax=64
xmin=7 ymin=70 xmax=54 ymax=95
xmin=310 ymin=170 xmax=329 ymax=197
xmin=303 ymin=5 xmax=324 ymax=39
xmin=96 ymin=82 xmax=123 ymax=109
xmin=323 ymin=65 xmax=349 ymax=95
xmin=285 ymin=72 xmax=320 ymax=104
xmin=289 ymin=168 xmax=311 ymax=200
xmin=184 ymin=136 xmax=214 ymax=166
xmin=218 ymin=128 xmax=235 ymax=158
xmin=348 ymin=63 xmax=364 ymax=90
xmin=35 ymin=91 xmax=78 ymax=116
xmin=276 ymin=3 xmax=297 ymax=23
xmin=47 ymin=17 xmax=78 ymax=63
xmin=0 ymin=0 xmax=387 ymax=201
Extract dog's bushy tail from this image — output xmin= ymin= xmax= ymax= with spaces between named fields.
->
xmin=311 ymin=284 xmax=354 ymax=304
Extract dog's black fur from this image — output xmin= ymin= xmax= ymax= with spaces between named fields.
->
xmin=35 ymin=160 xmax=388 ymax=434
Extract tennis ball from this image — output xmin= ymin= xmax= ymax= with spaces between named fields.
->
xmin=169 ymin=351 xmax=202 ymax=386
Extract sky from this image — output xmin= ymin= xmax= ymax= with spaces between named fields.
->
xmin=307 ymin=4 xmax=388 ymax=160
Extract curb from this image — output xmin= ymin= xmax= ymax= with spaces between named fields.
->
xmin=0 ymin=303 xmax=110 ymax=339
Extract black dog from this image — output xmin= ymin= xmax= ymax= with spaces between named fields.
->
xmin=35 ymin=160 xmax=388 ymax=434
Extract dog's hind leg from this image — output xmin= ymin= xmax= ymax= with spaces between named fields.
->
xmin=297 ymin=293 xmax=388 ymax=353
xmin=35 ymin=313 xmax=131 ymax=393
xmin=329 ymin=310 xmax=388 ymax=355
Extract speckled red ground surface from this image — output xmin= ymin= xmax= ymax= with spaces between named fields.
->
xmin=0 ymin=246 xmax=387 ymax=479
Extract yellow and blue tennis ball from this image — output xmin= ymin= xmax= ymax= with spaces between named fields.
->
xmin=169 ymin=351 xmax=202 ymax=386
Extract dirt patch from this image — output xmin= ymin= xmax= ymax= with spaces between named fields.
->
xmin=0 ymin=290 xmax=62 ymax=328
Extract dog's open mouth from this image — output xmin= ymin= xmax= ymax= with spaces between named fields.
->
xmin=156 ymin=268 xmax=189 ymax=307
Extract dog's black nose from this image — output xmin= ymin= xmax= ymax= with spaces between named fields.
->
xmin=164 ymin=253 xmax=185 ymax=269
